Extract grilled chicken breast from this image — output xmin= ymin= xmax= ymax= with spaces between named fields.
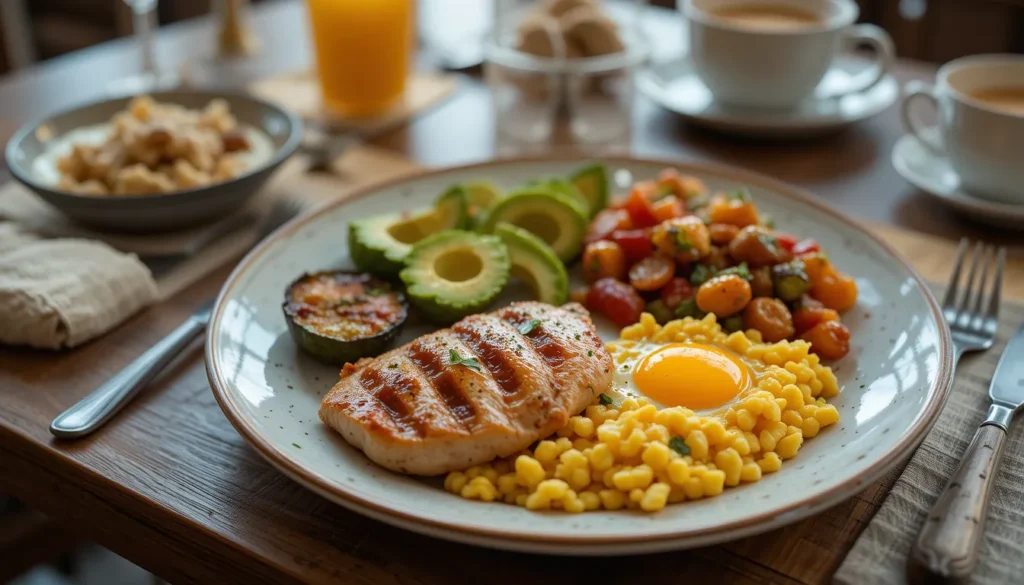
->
xmin=318 ymin=302 xmax=613 ymax=475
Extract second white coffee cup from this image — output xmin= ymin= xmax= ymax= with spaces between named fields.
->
xmin=684 ymin=0 xmax=895 ymax=109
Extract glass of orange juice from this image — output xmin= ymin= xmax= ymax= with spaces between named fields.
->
xmin=305 ymin=0 xmax=412 ymax=117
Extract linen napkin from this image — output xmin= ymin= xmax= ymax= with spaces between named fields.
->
xmin=835 ymin=298 xmax=1024 ymax=585
xmin=0 ymin=225 xmax=158 ymax=349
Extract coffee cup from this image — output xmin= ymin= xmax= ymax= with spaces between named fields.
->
xmin=901 ymin=54 xmax=1024 ymax=205
xmin=684 ymin=0 xmax=895 ymax=109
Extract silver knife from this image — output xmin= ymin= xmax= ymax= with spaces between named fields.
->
xmin=909 ymin=322 xmax=1024 ymax=584
xmin=49 ymin=301 xmax=213 ymax=439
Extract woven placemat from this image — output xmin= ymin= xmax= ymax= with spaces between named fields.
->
xmin=835 ymin=297 xmax=1024 ymax=585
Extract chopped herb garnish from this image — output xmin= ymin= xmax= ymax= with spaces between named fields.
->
xmin=860 ymin=384 xmax=866 ymax=389
xmin=448 ymin=348 xmax=482 ymax=372
xmin=388 ymin=363 xmax=398 ymax=369
xmin=518 ymin=319 xmax=541 ymax=335
xmin=292 ymin=443 xmax=302 ymax=449
xmin=729 ymin=188 xmax=752 ymax=202
xmin=717 ymin=261 xmax=751 ymax=281
xmin=598 ymin=393 xmax=618 ymax=407
xmin=587 ymin=349 xmax=594 ymax=357
xmin=675 ymin=229 xmax=692 ymax=250
xmin=756 ymin=232 xmax=780 ymax=253
xmin=761 ymin=214 xmax=776 ymax=229
xmin=690 ymin=264 xmax=713 ymax=285
xmin=364 ymin=286 xmax=388 ymax=296
xmin=668 ymin=436 xmax=690 ymax=456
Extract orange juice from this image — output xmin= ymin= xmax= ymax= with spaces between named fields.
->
xmin=305 ymin=0 xmax=412 ymax=117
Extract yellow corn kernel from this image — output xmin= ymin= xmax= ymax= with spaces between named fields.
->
xmin=482 ymin=467 xmax=499 ymax=485
xmin=620 ymin=428 xmax=647 ymax=457
xmin=740 ymin=462 xmax=762 ymax=482
xmin=555 ymin=437 xmax=573 ymax=453
xmin=613 ymin=465 xmax=654 ymax=491
xmin=736 ymin=409 xmax=758 ymax=432
xmin=682 ymin=476 xmax=704 ymax=500
xmin=560 ymin=448 xmax=588 ymax=468
xmin=445 ymin=471 xmax=468 ymax=494
xmin=465 ymin=466 xmax=484 ymax=479
xmin=666 ymin=458 xmax=691 ymax=485
xmin=714 ymin=448 xmax=743 ymax=487
xmin=515 ymin=455 xmax=546 ymax=489
xmin=602 ymin=465 xmax=623 ymax=488
xmin=740 ymin=396 xmax=766 ymax=415
xmin=588 ymin=443 xmax=615 ymax=472
xmin=701 ymin=469 xmax=726 ymax=496
xmin=534 ymin=440 xmax=560 ymax=463
xmin=724 ymin=408 xmax=738 ymax=426
xmin=525 ymin=492 xmax=551 ymax=510
xmin=786 ymin=425 xmax=802 ymax=437
xmin=573 ymin=438 xmax=594 ymax=451
xmin=816 ymin=397 xmax=827 ymax=406
xmin=815 ymin=404 xmax=840 ymax=426
xmin=461 ymin=476 xmax=499 ymax=502
xmin=645 ymin=423 xmax=670 ymax=444
xmin=515 ymin=494 xmax=529 ymax=507
xmin=562 ymin=492 xmax=585 ymax=514
xmin=573 ymin=416 xmax=595 ymax=438
xmin=762 ymin=398 xmax=782 ymax=422
xmin=536 ymin=479 xmax=570 ymax=500
xmin=603 ymin=408 xmax=621 ymax=421
xmin=760 ymin=377 xmax=783 ymax=396
xmin=729 ymin=431 xmax=751 ymax=456
xmin=629 ymin=488 xmax=645 ymax=503
xmin=497 ymin=473 xmax=519 ymax=495
xmin=757 ymin=452 xmax=782 ymax=473
xmin=642 ymin=442 xmax=672 ymax=471
xmin=634 ymin=404 xmax=658 ymax=422
xmin=596 ymin=423 xmax=621 ymax=445
xmin=641 ymin=483 xmax=671 ymax=512
xmin=801 ymin=416 xmax=820 ymax=438
xmin=599 ymin=489 xmax=627 ymax=510
xmin=702 ymin=419 xmax=728 ymax=445
xmin=776 ymin=433 xmax=803 ymax=460
xmin=579 ymin=491 xmax=601 ymax=511
xmin=620 ymin=397 xmax=640 ymax=411
xmin=781 ymin=384 xmax=804 ymax=410
xmin=758 ymin=429 xmax=777 ymax=452
xmin=686 ymin=430 xmax=710 ymax=460
xmin=800 ymin=404 xmax=818 ymax=419
xmin=781 ymin=410 xmax=803 ymax=428
xmin=743 ymin=431 xmax=761 ymax=454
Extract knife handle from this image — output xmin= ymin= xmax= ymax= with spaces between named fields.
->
xmin=908 ymin=423 xmax=1007 ymax=585
xmin=49 ymin=314 xmax=208 ymax=440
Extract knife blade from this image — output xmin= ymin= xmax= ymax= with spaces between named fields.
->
xmin=988 ymin=322 xmax=1024 ymax=413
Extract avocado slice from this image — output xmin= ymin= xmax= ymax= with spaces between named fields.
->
xmin=527 ymin=177 xmax=591 ymax=216
xmin=479 ymin=188 xmax=588 ymax=263
xmin=464 ymin=181 xmax=502 ymax=229
xmin=494 ymin=223 xmax=568 ymax=306
xmin=348 ymin=186 xmax=468 ymax=277
xmin=400 ymin=230 xmax=511 ymax=324
xmin=571 ymin=163 xmax=609 ymax=218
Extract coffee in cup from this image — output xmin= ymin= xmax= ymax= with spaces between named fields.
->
xmin=902 ymin=54 xmax=1024 ymax=205
xmin=684 ymin=0 xmax=895 ymax=109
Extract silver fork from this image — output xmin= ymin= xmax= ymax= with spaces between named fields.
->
xmin=49 ymin=198 xmax=303 ymax=439
xmin=908 ymin=238 xmax=1008 ymax=583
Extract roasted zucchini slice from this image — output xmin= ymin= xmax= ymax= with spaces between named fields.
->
xmin=283 ymin=271 xmax=408 ymax=365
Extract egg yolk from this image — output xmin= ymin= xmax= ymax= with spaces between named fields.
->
xmin=633 ymin=343 xmax=750 ymax=410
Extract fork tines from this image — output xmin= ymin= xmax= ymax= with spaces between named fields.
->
xmin=942 ymin=239 xmax=1006 ymax=332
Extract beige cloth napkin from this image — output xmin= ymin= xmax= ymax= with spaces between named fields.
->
xmin=835 ymin=298 xmax=1024 ymax=585
xmin=0 ymin=225 xmax=158 ymax=349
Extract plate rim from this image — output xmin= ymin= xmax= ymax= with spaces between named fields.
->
xmin=205 ymin=154 xmax=954 ymax=548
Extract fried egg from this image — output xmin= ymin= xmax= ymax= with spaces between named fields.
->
xmin=608 ymin=341 xmax=753 ymax=411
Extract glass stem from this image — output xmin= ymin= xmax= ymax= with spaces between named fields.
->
xmin=132 ymin=2 xmax=157 ymax=76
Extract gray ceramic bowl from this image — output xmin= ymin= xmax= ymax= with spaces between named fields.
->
xmin=4 ymin=90 xmax=302 ymax=232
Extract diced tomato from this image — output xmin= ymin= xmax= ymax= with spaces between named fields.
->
xmin=584 ymin=208 xmax=633 ymax=244
xmin=660 ymin=277 xmax=694 ymax=310
xmin=651 ymin=195 xmax=685 ymax=222
xmin=792 ymin=304 xmax=839 ymax=334
xmin=587 ymin=278 xmax=645 ymax=327
xmin=792 ymin=238 xmax=821 ymax=255
xmin=774 ymin=232 xmax=799 ymax=252
xmin=610 ymin=229 xmax=654 ymax=264
xmin=629 ymin=256 xmax=675 ymax=291
xmin=623 ymin=186 xmax=660 ymax=229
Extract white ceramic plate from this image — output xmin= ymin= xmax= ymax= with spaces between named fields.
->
xmin=206 ymin=157 xmax=953 ymax=555
xmin=638 ymin=56 xmax=900 ymax=138
xmin=892 ymin=132 xmax=1024 ymax=230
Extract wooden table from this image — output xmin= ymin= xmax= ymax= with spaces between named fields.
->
xmin=0 ymin=3 xmax=1013 ymax=584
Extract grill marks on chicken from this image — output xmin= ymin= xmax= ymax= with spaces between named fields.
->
xmin=319 ymin=302 xmax=614 ymax=475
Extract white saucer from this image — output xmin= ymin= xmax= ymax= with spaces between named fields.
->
xmin=892 ymin=132 xmax=1024 ymax=229
xmin=638 ymin=55 xmax=900 ymax=138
